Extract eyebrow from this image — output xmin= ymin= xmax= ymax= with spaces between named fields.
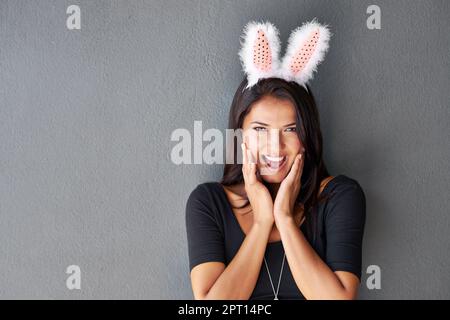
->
xmin=250 ymin=121 xmax=296 ymax=127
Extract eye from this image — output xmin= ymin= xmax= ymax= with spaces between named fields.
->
xmin=285 ymin=127 xmax=297 ymax=132
xmin=253 ymin=126 xmax=267 ymax=131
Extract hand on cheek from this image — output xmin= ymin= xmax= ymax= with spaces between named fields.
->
xmin=273 ymin=151 xmax=305 ymax=222
xmin=241 ymin=141 xmax=275 ymax=227
xmin=243 ymin=130 xmax=260 ymax=164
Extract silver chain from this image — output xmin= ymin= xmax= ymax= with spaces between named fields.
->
xmin=263 ymin=251 xmax=286 ymax=300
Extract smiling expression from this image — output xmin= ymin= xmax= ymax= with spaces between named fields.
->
xmin=242 ymin=95 xmax=304 ymax=183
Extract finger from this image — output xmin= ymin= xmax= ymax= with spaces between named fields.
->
xmin=247 ymin=148 xmax=257 ymax=184
xmin=295 ymin=153 xmax=305 ymax=180
xmin=253 ymin=133 xmax=263 ymax=178
xmin=286 ymin=154 xmax=302 ymax=182
xmin=242 ymin=143 xmax=248 ymax=165
xmin=241 ymin=143 xmax=248 ymax=179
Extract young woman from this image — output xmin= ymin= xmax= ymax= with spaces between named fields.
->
xmin=185 ymin=21 xmax=366 ymax=300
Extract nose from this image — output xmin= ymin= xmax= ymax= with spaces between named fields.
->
xmin=267 ymin=128 xmax=283 ymax=155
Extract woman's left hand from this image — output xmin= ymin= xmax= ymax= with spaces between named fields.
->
xmin=273 ymin=151 xmax=305 ymax=223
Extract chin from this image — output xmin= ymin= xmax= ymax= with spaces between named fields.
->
xmin=260 ymin=173 xmax=286 ymax=183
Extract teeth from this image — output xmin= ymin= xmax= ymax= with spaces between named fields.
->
xmin=265 ymin=155 xmax=284 ymax=162
xmin=262 ymin=155 xmax=286 ymax=169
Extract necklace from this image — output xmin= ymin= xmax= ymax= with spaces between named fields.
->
xmin=263 ymin=251 xmax=286 ymax=300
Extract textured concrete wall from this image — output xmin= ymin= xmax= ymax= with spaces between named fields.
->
xmin=0 ymin=0 xmax=449 ymax=299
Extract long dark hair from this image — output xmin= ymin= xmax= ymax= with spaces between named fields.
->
xmin=221 ymin=77 xmax=331 ymax=239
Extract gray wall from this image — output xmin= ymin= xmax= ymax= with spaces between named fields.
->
xmin=1 ymin=0 xmax=449 ymax=299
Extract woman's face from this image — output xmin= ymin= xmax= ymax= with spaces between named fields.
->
xmin=242 ymin=95 xmax=304 ymax=183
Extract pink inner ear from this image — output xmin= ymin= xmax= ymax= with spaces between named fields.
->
xmin=290 ymin=28 xmax=320 ymax=75
xmin=253 ymin=29 xmax=272 ymax=72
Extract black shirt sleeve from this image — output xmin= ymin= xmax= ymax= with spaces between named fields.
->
xmin=185 ymin=184 xmax=226 ymax=272
xmin=324 ymin=180 xmax=366 ymax=280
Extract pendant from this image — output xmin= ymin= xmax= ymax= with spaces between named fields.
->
xmin=274 ymin=297 xmax=278 ymax=300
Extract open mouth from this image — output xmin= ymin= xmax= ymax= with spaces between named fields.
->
xmin=261 ymin=154 xmax=287 ymax=171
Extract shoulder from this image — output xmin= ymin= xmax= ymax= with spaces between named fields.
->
xmin=325 ymin=175 xmax=365 ymax=198
xmin=186 ymin=182 xmax=222 ymax=204
xmin=185 ymin=182 xmax=224 ymax=218
xmin=323 ymin=175 xmax=366 ymax=219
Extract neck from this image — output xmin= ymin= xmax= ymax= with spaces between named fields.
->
xmin=267 ymin=183 xmax=280 ymax=200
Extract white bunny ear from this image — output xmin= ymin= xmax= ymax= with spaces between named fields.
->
xmin=238 ymin=21 xmax=281 ymax=89
xmin=280 ymin=19 xmax=331 ymax=87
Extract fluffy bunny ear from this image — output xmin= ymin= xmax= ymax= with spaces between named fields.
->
xmin=239 ymin=21 xmax=281 ymax=90
xmin=280 ymin=19 xmax=331 ymax=87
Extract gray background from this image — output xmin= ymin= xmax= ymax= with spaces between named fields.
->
xmin=1 ymin=0 xmax=449 ymax=299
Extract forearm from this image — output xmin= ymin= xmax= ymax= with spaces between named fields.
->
xmin=277 ymin=218 xmax=355 ymax=300
xmin=204 ymin=222 xmax=272 ymax=300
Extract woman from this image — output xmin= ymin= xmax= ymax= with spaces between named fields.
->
xmin=185 ymin=21 xmax=366 ymax=300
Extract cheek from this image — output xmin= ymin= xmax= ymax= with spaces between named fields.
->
xmin=285 ymin=136 xmax=302 ymax=154
xmin=246 ymin=131 xmax=268 ymax=150
xmin=243 ymin=130 xmax=260 ymax=161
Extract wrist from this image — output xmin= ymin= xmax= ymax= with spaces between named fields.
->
xmin=274 ymin=209 xmax=293 ymax=221
xmin=274 ymin=214 xmax=296 ymax=229
xmin=253 ymin=219 xmax=274 ymax=231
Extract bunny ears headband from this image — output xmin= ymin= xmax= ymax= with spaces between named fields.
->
xmin=239 ymin=19 xmax=331 ymax=90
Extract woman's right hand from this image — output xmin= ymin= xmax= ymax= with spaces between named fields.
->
xmin=241 ymin=141 xmax=274 ymax=227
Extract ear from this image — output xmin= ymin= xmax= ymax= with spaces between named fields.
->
xmin=238 ymin=21 xmax=281 ymax=89
xmin=280 ymin=19 xmax=331 ymax=86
